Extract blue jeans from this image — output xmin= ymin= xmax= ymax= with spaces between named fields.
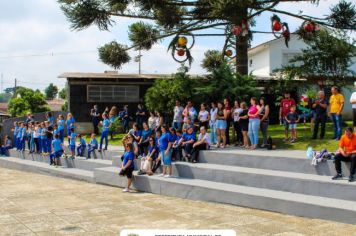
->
xmin=123 ymin=119 xmax=129 ymax=133
xmin=77 ymin=144 xmax=86 ymax=156
xmin=99 ymin=130 xmax=109 ymax=150
xmin=67 ymin=129 xmax=71 ymax=145
xmin=210 ymin=122 xmax=217 ymax=144
xmin=87 ymin=144 xmax=97 ymax=159
xmin=173 ymin=122 xmax=182 ymax=130
xmin=248 ymin=119 xmax=260 ymax=146
xmin=331 ymin=113 xmax=342 ymax=139
xmin=59 ymin=129 xmax=64 ymax=143
xmin=40 ymin=139 xmax=47 ymax=153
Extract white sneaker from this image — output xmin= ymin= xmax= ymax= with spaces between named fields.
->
xmin=122 ymin=188 xmax=129 ymax=192
xmin=158 ymin=173 xmax=164 ymax=177
xmin=164 ymin=174 xmax=171 ymax=178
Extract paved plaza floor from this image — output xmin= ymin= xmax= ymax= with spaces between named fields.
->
xmin=0 ymin=167 xmax=356 ymax=236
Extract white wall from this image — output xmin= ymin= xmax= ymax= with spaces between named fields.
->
xmin=248 ymin=46 xmax=270 ymax=77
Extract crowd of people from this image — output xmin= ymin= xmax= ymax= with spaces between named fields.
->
xmin=3 ymin=84 xmax=356 ymax=190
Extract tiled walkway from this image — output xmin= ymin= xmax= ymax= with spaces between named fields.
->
xmin=0 ymin=167 xmax=355 ymax=236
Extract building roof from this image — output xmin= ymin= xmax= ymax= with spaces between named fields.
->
xmin=58 ymin=71 xmax=171 ymax=80
xmin=46 ymin=99 xmax=65 ymax=111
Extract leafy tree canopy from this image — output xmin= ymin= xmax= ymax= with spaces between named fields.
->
xmin=59 ymin=0 xmax=355 ymax=75
xmin=44 ymin=83 xmax=59 ymax=100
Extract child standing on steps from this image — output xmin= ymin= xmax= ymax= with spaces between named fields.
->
xmin=285 ymin=105 xmax=300 ymax=143
xmin=68 ymin=127 xmax=77 ymax=158
xmin=50 ymin=134 xmax=63 ymax=167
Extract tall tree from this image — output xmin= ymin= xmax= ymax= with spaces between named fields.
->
xmin=8 ymin=87 xmax=49 ymax=117
xmin=44 ymin=83 xmax=59 ymax=100
xmin=278 ymin=30 xmax=356 ymax=86
xmin=59 ymin=0 xmax=355 ymax=75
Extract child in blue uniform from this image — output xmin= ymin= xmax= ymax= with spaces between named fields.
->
xmin=13 ymin=122 xmax=19 ymax=150
xmin=18 ymin=123 xmax=26 ymax=152
xmin=0 ymin=135 xmax=13 ymax=156
xmin=50 ymin=134 xmax=63 ymax=166
xmin=66 ymin=113 xmax=75 ymax=145
xmin=76 ymin=134 xmax=86 ymax=157
xmin=68 ymin=128 xmax=77 ymax=157
xmin=40 ymin=123 xmax=47 ymax=154
xmin=99 ymin=113 xmax=112 ymax=152
xmin=57 ymin=115 xmax=65 ymax=143
xmin=87 ymin=133 xmax=98 ymax=159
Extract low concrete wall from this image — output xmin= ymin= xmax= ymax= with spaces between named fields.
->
xmin=2 ymin=111 xmax=68 ymax=139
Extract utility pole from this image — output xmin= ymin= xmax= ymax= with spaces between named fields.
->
xmin=14 ymin=78 xmax=17 ymax=97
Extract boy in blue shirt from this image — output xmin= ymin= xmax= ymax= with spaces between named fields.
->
xmin=87 ymin=133 xmax=98 ymax=159
xmin=18 ymin=123 xmax=26 ymax=152
xmin=77 ymin=134 xmax=86 ymax=157
xmin=50 ymin=134 xmax=63 ymax=167
xmin=68 ymin=128 xmax=77 ymax=158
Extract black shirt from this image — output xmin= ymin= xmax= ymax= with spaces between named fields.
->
xmin=314 ymin=99 xmax=328 ymax=117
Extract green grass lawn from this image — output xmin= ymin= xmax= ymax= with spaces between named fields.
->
xmin=267 ymin=122 xmax=349 ymax=151
xmin=64 ymin=122 xmax=349 ymax=151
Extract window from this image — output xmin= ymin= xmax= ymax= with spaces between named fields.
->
xmin=87 ymin=85 xmax=139 ymax=102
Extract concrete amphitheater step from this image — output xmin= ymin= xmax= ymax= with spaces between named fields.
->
xmin=174 ymin=162 xmax=356 ymax=201
xmin=199 ymin=149 xmax=348 ymax=175
xmin=0 ymin=157 xmax=94 ymax=182
xmin=59 ymin=157 xmax=112 ymax=171
xmin=93 ymin=166 xmax=356 ymax=225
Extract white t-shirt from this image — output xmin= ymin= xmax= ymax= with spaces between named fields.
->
xmin=199 ymin=110 xmax=209 ymax=122
xmin=173 ymin=106 xmax=184 ymax=122
xmin=210 ymin=108 xmax=218 ymax=123
xmin=148 ymin=117 xmax=157 ymax=130
xmin=198 ymin=133 xmax=211 ymax=146
xmin=350 ymin=92 xmax=356 ymax=109
xmin=233 ymin=108 xmax=243 ymax=122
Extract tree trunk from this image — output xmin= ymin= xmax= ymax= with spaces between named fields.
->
xmin=235 ymin=7 xmax=249 ymax=76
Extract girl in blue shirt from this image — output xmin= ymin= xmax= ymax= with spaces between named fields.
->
xmin=68 ymin=128 xmax=77 ymax=157
xmin=46 ymin=112 xmax=55 ymax=127
xmin=57 ymin=115 xmax=65 ymax=143
xmin=99 ymin=113 xmax=112 ymax=151
xmin=119 ymin=143 xmax=135 ymax=192
xmin=138 ymin=122 xmax=152 ymax=155
xmin=40 ymin=123 xmax=47 ymax=154
xmin=50 ymin=134 xmax=63 ymax=166
xmin=13 ymin=122 xmax=19 ymax=150
xmin=158 ymin=125 xmax=175 ymax=178
xmin=66 ymin=113 xmax=76 ymax=145
xmin=87 ymin=133 xmax=98 ymax=159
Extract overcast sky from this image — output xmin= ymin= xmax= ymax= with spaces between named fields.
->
xmin=0 ymin=0 xmax=348 ymax=91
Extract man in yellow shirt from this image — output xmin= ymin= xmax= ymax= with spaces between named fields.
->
xmin=329 ymin=86 xmax=344 ymax=140
xmin=332 ymin=127 xmax=356 ymax=182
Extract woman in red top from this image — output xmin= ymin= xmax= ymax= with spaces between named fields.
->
xmin=248 ymin=97 xmax=261 ymax=150
xmin=224 ymin=98 xmax=232 ymax=146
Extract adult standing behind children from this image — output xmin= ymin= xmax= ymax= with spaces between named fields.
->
xmin=183 ymin=101 xmax=197 ymax=125
xmin=99 ymin=113 xmax=112 ymax=152
xmin=279 ymin=92 xmax=296 ymax=142
xmin=329 ymin=86 xmax=344 ymax=140
xmin=312 ymin=91 xmax=328 ymax=140
xmin=173 ymin=100 xmax=184 ymax=130
xmin=259 ymin=97 xmax=270 ymax=148
xmin=331 ymin=127 xmax=356 ymax=182
xmin=90 ymin=105 xmax=100 ymax=135
xmin=209 ymin=102 xmax=218 ymax=145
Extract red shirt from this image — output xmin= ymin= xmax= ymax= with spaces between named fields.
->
xmin=281 ymin=98 xmax=296 ymax=117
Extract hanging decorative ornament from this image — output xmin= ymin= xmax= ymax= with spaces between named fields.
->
xmin=177 ymin=48 xmax=185 ymax=57
xmin=232 ymin=25 xmax=243 ymax=36
xmin=231 ymin=18 xmax=249 ymax=37
xmin=225 ymin=49 xmax=233 ymax=57
xmin=282 ymin=23 xmax=290 ymax=47
xmin=302 ymin=21 xmax=318 ymax=33
xmin=177 ymin=36 xmax=188 ymax=47
xmin=271 ymin=15 xmax=282 ymax=33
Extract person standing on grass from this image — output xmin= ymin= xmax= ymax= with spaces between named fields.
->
xmin=216 ymin=102 xmax=227 ymax=148
xmin=329 ymin=86 xmax=344 ymax=140
xmin=279 ymin=92 xmax=296 ymax=142
xmin=331 ymin=127 xmax=356 ymax=182
xmin=173 ymin=100 xmax=184 ymax=130
xmin=259 ymin=97 xmax=270 ymax=148
xmin=158 ymin=125 xmax=175 ymax=178
xmin=135 ymin=103 xmax=147 ymax=127
xmin=198 ymin=103 xmax=210 ymax=130
xmin=209 ymin=102 xmax=218 ymax=145
xmin=248 ymin=97 xmax=261 ymax=150
xmin=90 ymin=105 xmax=100 ymax=135
xmin=285 ymin=105 xmax=300 ymax=143
xmin=120 ymin=143 xmax=135 ymax=192
xmin=183 ymin=101 xmax=197 ymax=125
xmin=312 ymin=91 xmax=328 ymax=140
xmin=232 ymin=100 xmax=243 ymax=146
xmin=349 ymin=82 xmax=356 ymax=132
xmin=99 ymin=113 xmax=112 ymax=152
xmin=224 ymin=98 xmax=232 ymax=145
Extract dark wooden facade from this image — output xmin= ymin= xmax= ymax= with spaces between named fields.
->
xmin=59 ymin=72 xmax=168 ymax=122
